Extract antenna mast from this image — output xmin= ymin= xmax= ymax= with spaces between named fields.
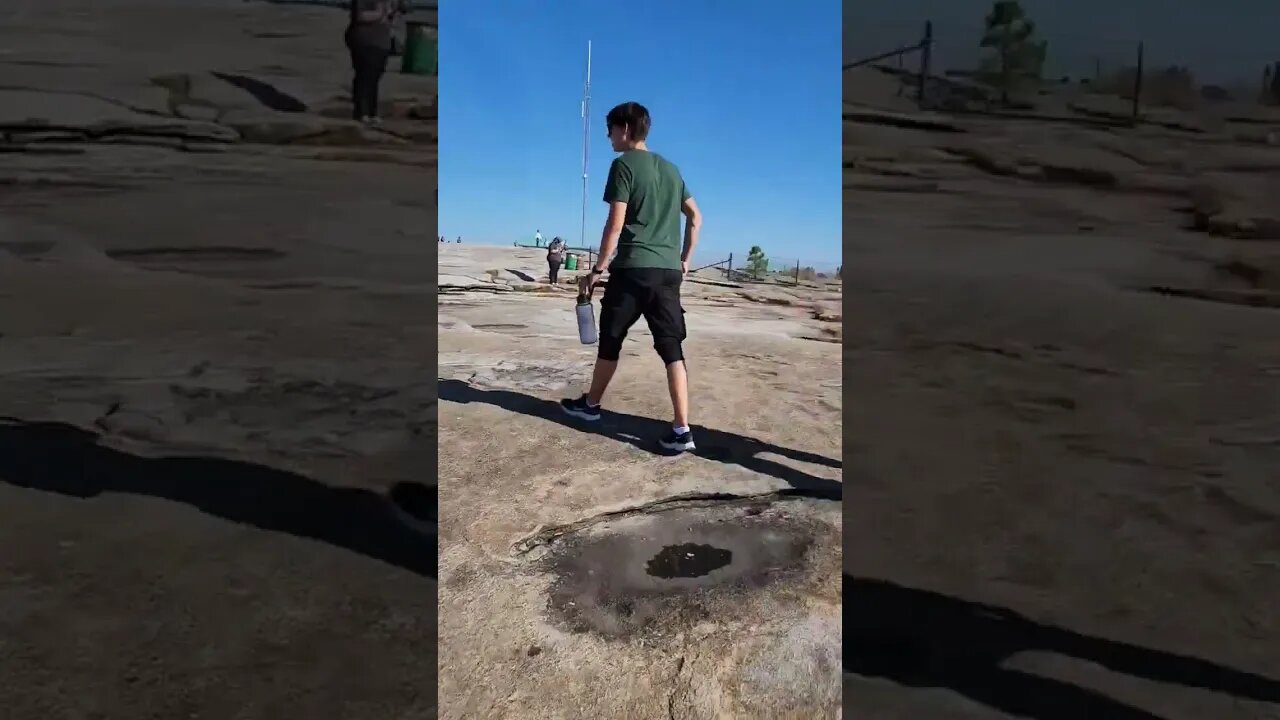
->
xmin=579 ymin=40 xmax=592 ymax=251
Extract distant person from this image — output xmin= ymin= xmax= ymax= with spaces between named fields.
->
xmin=345 ymin=0 xmax=406 ymax=125
xmin=439 ymin=235 xmax=445 ymax=243
xmin=546 ymin=236 xmax=566 ymax=284
xmin=534 ymin=229 xmax=544 ymax=247
xmin=561 ymin=102 xmax=702 ymax=453
xmin=455 ymin=236 xmax=461 ymax=243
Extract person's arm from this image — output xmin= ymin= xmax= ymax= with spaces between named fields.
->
xmin=680 ymin=196 xmax=702 ymax=272
xmin=596 ymin=202 xmax=627 ymax=272
xmin=593 ymin=159 xmax=632 ymax=274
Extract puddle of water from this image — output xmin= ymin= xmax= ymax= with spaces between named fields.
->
xmin=645 ymin=542 xmax=733 ymax=579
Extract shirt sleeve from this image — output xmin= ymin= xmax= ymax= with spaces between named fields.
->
xmin=681 ymin=178 xmax=691 ymax=202
xmin=603 ymin=158 xmax=632 ymax=204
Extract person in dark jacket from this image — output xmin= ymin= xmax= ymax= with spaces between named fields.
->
xmin=546 ymin=237 xmax=566 ymax=284
xmin=345 ymin=0 xmax=406 ymax=124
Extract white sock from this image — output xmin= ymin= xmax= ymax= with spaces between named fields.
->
xmin=672 ymin=425 xmax=690 ymax=435
xmin=585 ymin=396 xmax=600 ymax=407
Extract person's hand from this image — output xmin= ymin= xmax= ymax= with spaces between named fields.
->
xmin=681 ymin=260 xmax=689 ymax=276
xmin=580 ymin=268 xmax=603 ymax=295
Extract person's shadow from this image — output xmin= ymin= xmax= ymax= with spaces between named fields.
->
xmin=0 ymin=418 xmax=436 ymax=579
xmin=436 ymin=378 xmax=842 ymax=500
xmin=844 ymin=574 xmax=1280 ymax=719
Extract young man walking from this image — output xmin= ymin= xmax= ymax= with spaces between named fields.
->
xmin=560 ymin=102 xmax=703 ymax=452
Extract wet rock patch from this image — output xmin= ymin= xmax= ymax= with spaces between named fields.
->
xmin=541 ymin=504 xmax=818 ymax=639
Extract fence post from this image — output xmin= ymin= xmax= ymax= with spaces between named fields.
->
xmin=918 ymin=20 xmax=933 ymax=108
xmin=727 ymin=252 xmax=732 ymax=278
xmin=794 ymin=259 xmax=800 ymax=285
xmin=897 ymin=51 xmax=906 ymax=96
xmin=1131 ymin=41 xmax=1144 ymax=124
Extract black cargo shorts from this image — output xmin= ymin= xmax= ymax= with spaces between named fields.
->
xmin=597 ymin=267 xmax=686 ymax=362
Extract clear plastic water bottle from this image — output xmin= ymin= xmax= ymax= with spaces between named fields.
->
xmin=576 ymin=292 xmax=597 ymax=345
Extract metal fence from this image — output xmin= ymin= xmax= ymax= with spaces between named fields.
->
xmin=718 ymin=255 xmax=841 ymax=287
xmin=846 ymin=14 xmax=1279 ymax=118
xmin=508 ymin=244 xmax=842 ymax=287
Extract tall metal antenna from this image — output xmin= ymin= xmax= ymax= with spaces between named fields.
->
xmin=579 ymin=40 xmax=592 ymax=251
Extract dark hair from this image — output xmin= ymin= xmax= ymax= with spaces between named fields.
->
xmin=605 ymin=102 xmax=651 ymax=141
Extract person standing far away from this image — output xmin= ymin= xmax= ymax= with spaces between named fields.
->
xmin=534 ymin=228 xmax=544 ymax=247
xmin=546 ymin=236 xmax=566 ymax=284
xmin=344 ymin=0 xmax=406 ymax=125
xmin=560 ymin=101 xmax=703 ymax=452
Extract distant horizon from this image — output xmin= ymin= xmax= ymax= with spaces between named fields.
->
xmin=439 ymin=236 xmax=843 ymax=273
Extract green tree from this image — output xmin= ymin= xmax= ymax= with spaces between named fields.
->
xmin=978 ymin=1 xmax=1048 ymax=106
xmin=746 ymin=245 xmax=769 ymax=280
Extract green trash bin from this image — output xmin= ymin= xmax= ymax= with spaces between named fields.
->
xmin=401 ymin=21 xmax=437 ymax=76
xmin=565 ymin=254 xmax=578 ymax=271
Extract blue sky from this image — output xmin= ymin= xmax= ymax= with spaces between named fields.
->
xmin=439 ymin=0 xmax=842 ymax=268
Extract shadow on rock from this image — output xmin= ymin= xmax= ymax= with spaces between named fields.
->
xmin=504 ymin=268 xmax=538 ymax=282
xmin=843 ymin=574 xmax=1280 ymax=719
xmin=211 ymin=71 xmax=308 ymax=113
xmin=0 ymin=418 xmax=434 ymax=579
xmin=437 ymin=379 xmax=841 ymax=500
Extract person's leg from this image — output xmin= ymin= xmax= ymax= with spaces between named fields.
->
xmin=548 ymin=259 xmax=558 ymax=284
xmin=355 ymin=44 xmax=382 ymax=120
xmin=585 ymin=358 xmax=617 ymax=406
xmin=588 ymin=272 xmax=639 ymax=404
xmin=644 ymin=269 xmax=694 ymax=449
xmin=561 ymin=271 xmax=641 ymax=419
xmin=665 ymin=359 xmax=689 ymax=428
xmin=368 ymin=46 xmax=390 ymax=121
xmin=349 ymin=43 xmax=367 ymax=120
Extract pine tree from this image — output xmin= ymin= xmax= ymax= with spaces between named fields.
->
xmin=978 ymin=1 xmax=1048 ymax=106
xmin=746 ymin=245 xmax=769 ymax=280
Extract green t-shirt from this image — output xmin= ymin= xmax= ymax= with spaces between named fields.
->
xmin=602 ymin=150 xmax=690 ymax=270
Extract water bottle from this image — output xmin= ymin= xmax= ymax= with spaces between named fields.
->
xmin=576 ymin=291 xmax=597 ymax=345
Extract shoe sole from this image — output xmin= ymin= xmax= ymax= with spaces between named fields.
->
xmin=560 ymin=404 xmax=601 ymax=422
xmin=660 ymin=439 xmax=696 ymax=451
